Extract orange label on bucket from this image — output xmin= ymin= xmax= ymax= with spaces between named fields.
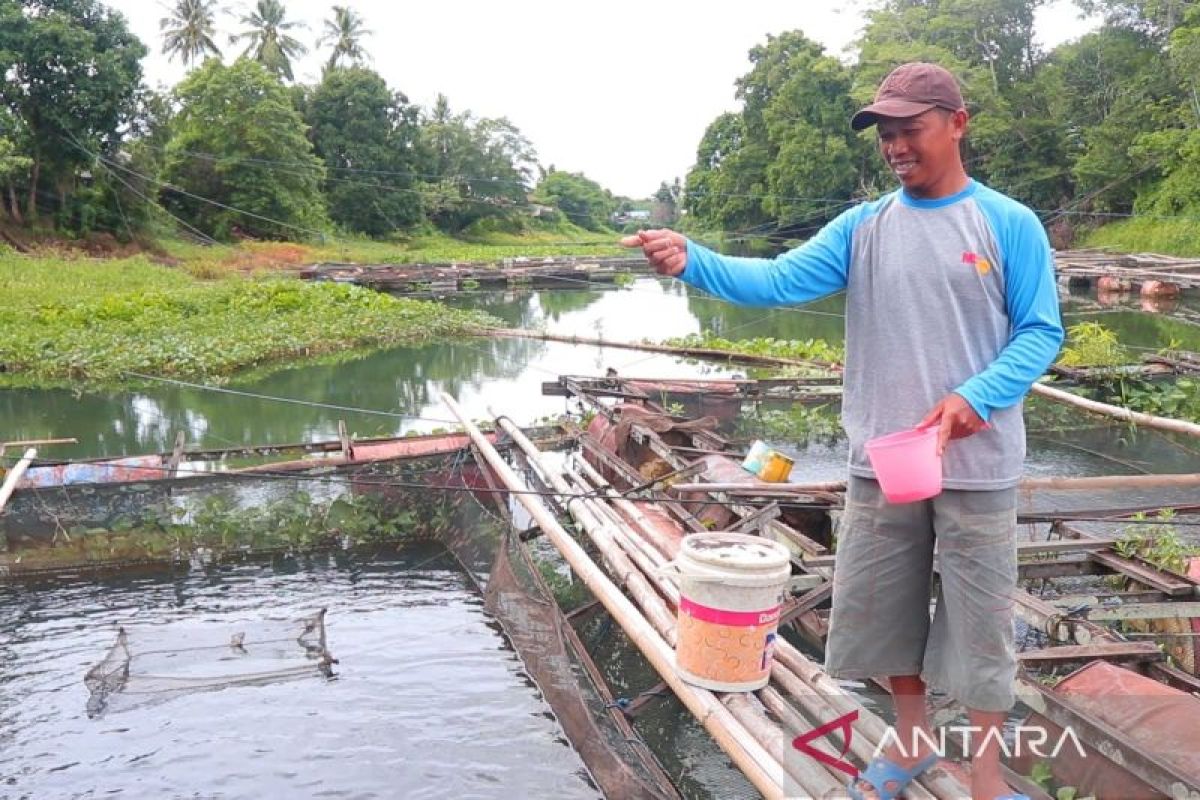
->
xmin=676 ymin=598 xmax=781 ymax=687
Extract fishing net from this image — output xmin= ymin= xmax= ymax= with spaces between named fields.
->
xmin=84 ymin=609 xmax=335 ymax=717
xmin=438 ymin=446 xmax=683 ymax=800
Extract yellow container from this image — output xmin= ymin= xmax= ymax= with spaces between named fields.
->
xmin=757 ymin=450 xmax=794 ymax=483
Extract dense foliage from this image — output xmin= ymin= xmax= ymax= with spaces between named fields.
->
xmin=163 ymin=59 xmax=328 ymax=240
xmin=531 ymin=170 xmax=616 ymax=231
xmin=683 ymin=0 xmax=1200 ymax=249
xmin=302 ymin=67 xmax=424 ymax=236
xmin=0 ymin=252 xmax=497 ymax=385
xmin=3 ymin=0 xmax=1200 ymax=250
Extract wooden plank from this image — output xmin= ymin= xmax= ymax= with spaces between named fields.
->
xmin=779 ymin=581 xmax=833 ymax=627
xmin=787 ymin=574 xmax=826 ymax=594
xmin=1017 ymin=641 xmax=1164 ymax=667
xmin=1019 ymin=558 xmax=1108 ymax=579
xmin=337 ymin=420 xmax=354 ymax=460
xmin=762 ymin=518 xmax=827 ymax=559
xmin=1148 ymin=661 xmax=1200 ymax=694
xmin=165 ymin=431 xmax=186 ymax=479
xmin=1047 ymin=591 xmax=1167 ymax=606
xmin=1090 ymin=551 xmax=1196 ymax=596
xmin=730 ymin=501 xmax=781 ymax=534
xmin=1017 ymin=676 xmax=1200 ymax=799
xmin=1058 ymin=601 xmax=1200 ymax=621
xmin=578 ymin=434 xmax=707 ymax=533
xmin=800 ymin=552 xmax=1110 ymax=577
xmin=1016 ymin=537 xmax=1122 ymax=555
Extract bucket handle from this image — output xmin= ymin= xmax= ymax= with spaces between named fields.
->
xmin=657 ymin=559 xmax=782 ymax=584
xmin=656 ymin=560 xmax=682 ymax=582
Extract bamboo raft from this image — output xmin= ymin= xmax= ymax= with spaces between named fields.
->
xmin=301 ymin=249 xmax=1200 ymax=296
xmin=1055 ymin=249 xmax=1200 ymax=292
xmin=299 ymin=255 xmax=650 ymax=293
xmin=435 ymin=374 xmax=1200 ymax=799
xmin=4 ymin=368 xmax=1198 ymax=797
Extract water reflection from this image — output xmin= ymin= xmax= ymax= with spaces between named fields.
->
xmin=3 ymin=280 xmax=1198 ymax=466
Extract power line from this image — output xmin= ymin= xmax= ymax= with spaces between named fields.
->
xmin=122 ymin=371 xmax=462 ymax=426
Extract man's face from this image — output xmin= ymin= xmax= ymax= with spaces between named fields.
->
xmin=876 ymin=109 xmax=966 ymax=194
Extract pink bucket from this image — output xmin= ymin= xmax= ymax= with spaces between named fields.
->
xmin=864 ymin=426 xmax=942 ymax=503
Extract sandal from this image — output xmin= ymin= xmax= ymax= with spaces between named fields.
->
xmin=846 ymin=752 xmax=939 ymax=800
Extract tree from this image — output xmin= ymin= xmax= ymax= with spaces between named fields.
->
xmin=318 ymin=5 xmax=370 ymax=71
xmin=160 ymin=0 xmax=222 ymax=67
xmin=531 ymin=170 xmax=614 ymax=230
xmin=418 ymin=95 xmax=539 ymax=231
xmin=0 ymin=0 xmax=145 ymax=221
xmin=231 ymin=0 xmax=307 ymax=81
xmin=305 ymin=67 xmax=423 ymax=236
xmin=684 ymin=31 xmax=867 ymax=235
xmin=854 ymin=0 xmax=1074 ymax=209
xmin=83 ymin=87 xmax=173 ymax=238
xmin=1042 ymin=25 xmax=1169 ymax=212
xmin=163 ymin=59 xmax=327 ymax=239
xmin=652 ymin=180 xmax=677 ymax=224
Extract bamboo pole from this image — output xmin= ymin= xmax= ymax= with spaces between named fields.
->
xmin=1 ymin=438 xmax=77 ymax=448
xmin=494 ymin=413 xmax=844 ymax=797
xmin=1031 ymin=383 xmax=1200 ymax=438
xmin=567 ymin=443 xmax=970 ymax=798
xmin=488 ymin=327 xmax=838 ymax=372
xmin=673 ymin=472 xmax=1200 ymax=496
xmin=0 ymin=448 xmax=36 ymax=514
xmin=1020 ymin=472 xmax=1200 ymax=490
xmin=441 ymin=394 xmax=793 ymax=799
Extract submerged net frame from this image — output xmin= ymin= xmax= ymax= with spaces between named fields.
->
xmin=85 ymin=608 xmax=335 ymax=718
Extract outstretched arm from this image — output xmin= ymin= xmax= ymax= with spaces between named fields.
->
xmin=621 ymin=205 xmax=866 ymax=307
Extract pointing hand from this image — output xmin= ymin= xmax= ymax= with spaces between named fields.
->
xmin=619 ymin=229 xmax=689 ymax=277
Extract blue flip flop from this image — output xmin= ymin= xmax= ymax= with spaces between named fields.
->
xmin=995 ymin=796 xmax=1032 ymax=800
xmin=846 ymin=752 xmax=939 ymax=800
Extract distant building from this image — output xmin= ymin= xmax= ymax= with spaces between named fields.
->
xmin=612 ymin=209 xmax=652 ymax=224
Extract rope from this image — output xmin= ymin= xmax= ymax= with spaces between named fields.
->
xmin=122 ymin=371 xmax=461 ymax=425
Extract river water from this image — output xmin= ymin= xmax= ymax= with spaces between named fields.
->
xmin=0 ymin=546 xmax=601 ymax=799
xmin=3 ymin=279 xmax=1198 ymax=462
xmin=2 ymin=279 xmax=1199 ymax=798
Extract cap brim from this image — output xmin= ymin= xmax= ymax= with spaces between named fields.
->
xmin=850 ymin=99 xmax=938 ymax=131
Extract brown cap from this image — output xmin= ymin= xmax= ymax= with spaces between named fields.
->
xmin=850 ymin=63 xmax=965 ymax=131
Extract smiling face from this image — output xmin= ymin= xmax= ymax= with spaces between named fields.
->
xmin=876 ymin=108 xmax=969 ymax=199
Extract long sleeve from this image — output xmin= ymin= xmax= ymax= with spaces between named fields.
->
xmin=679 ymin=204 xmax=871 ymax=307
xmin=954 ymin=206 xmax=1065 ymax=421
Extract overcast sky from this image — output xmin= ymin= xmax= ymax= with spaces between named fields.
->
xmin=112 ymin=0 xmax=1098 ymax=198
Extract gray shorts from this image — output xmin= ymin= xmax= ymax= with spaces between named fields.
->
xmin=824 ymin=477 xmax=1018 ymax=712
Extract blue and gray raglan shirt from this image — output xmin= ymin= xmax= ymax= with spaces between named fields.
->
xmin=680 ymin=179 xmax=1065 ymax=489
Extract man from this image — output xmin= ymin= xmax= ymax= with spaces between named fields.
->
xmin=622 ymin=62 xmax=1063 ymax=800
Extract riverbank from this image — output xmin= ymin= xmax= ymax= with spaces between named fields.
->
xmin=0 ymin=252 xmax=498 ymax=388
xmin=160 ymin=222 xmax=625 ymax=276
xmin=1078 ymin=218 xmax=1200 ymax=257
xmin=0 ymin=221 xmax=629 ymax=389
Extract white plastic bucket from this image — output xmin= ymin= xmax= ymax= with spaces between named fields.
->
xmin=665 ymin=532 xmax=792 ymax=692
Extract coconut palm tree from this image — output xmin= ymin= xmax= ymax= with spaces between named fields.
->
xmin=160 ymin=0 xmax=223 ymax=66
xmin=318 ymin=5 xmax=371 ymax=71
xmin=231 ymin=0 xmax=307 ymax=81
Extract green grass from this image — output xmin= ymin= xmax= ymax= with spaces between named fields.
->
xmin=1078 ymin=218 xmax=1200 ymax=257
xmin=0 ymin=251 xmax=498 ymax=387
xmin=308 ymin=224 xmax=626 ymax=264
xmin=150 ymin=220 xmax=627 ymax=271
xmin=660 ymin=332 xmax=845 ymax=364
